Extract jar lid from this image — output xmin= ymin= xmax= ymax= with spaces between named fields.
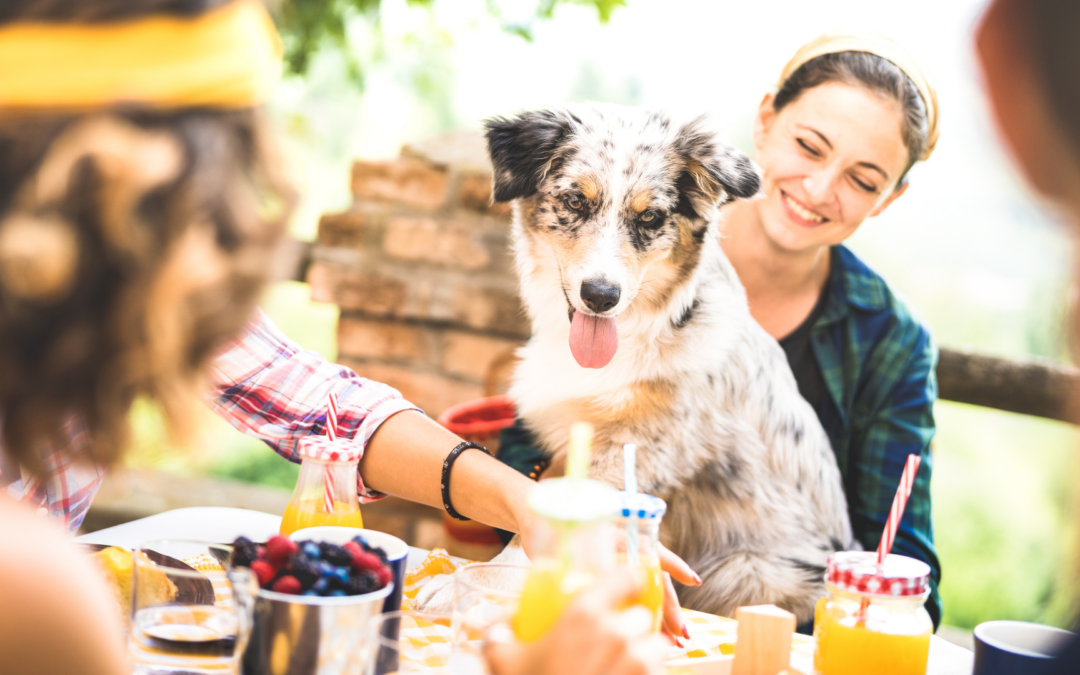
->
xmin=298 ymin=437 xmax=362 ymax=463
xmin=826 ymin=551 xmax=931 ymax=598
xmin=617 ymin=492 xmax=667 ymax=520
xmin=528 ymin=477 xmax=620 ymax=523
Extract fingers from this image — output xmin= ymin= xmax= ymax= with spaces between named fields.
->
xmin=661 ymin=571 xmax=690 ymax=642
xmin=606 ymin=634 xmax=668 ymax=675
xmin=659 ymin=543 xmax=701 ymax=586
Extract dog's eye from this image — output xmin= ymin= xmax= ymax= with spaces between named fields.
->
xmin=638 ymin=210 xmax=662 ymax=227
xmin=564 ymin=195 xmax=584 ymax=210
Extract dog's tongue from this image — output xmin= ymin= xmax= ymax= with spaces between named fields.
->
xmin=569 ymin=312 xmax=618 ymax=369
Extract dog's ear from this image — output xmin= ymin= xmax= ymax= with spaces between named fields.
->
xmin=484 ymin=110 xmax=575 ymax=202
xmin=674 ymin=117 xmax=761 ymax=217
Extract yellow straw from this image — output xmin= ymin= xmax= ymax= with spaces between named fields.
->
xmin=567 ymin=422 xmax=593 ymax=482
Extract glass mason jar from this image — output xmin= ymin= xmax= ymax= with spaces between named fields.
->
xmin=814 ymin=551 xmax=933 ymax=675
xmin=511 ymin=477 xmax=620 ymax=643
xmin=279 ymin=437 xmax=364 ymax=536
xmin=616 ymin=492 xmax=667 ymax=633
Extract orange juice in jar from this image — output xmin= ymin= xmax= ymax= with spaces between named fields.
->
xmin=280 ymin=437 xmax=364 ymax=536
xmin=814 ymin=551 xmax=932 ymax=675
xmin=617 ymin=492 xmax=668 ymax=632
xmin=511 ymin=477 xmax=620 ymax=642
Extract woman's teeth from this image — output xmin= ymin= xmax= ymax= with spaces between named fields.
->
xmin=785 ymin=194 xmax=824 ymax=223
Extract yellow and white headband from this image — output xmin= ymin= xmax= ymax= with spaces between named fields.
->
xmin=780 ymin=29 xmax=940 ymax=162
xmin=0 ymin=0 xmax=282 ymax=111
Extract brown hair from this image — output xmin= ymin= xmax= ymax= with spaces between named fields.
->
xmin=0 ymin=0 xmax=292 ymax=474
xmin=774 ymin=51 xmax=931 ymax=185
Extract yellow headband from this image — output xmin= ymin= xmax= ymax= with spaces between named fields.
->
xmin=0 ymin=0 xmax=282 ymax=111
xmin=779 ymin=29 xmax=939 ymax=162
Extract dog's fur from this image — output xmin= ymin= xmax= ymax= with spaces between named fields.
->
xmin=419 ymin=103 xmax=853 ymax=623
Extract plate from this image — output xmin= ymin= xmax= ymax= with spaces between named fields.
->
xmin=80 ymin=543 xmax=216 ymax=605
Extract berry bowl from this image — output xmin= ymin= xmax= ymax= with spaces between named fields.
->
xmin=231 ymin=533 xmax=396 ymax=675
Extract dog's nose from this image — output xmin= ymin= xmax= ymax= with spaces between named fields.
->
xmin=580 ymin=280 xmax=621 ymax=313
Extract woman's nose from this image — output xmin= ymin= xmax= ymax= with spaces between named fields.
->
xmin=803 ymin=170 xmax=836 ymax=206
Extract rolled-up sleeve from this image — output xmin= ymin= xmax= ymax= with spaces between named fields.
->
xmin=206 ymin=310 xmax=422 ymax=501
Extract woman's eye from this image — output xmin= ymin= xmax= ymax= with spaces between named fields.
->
xmin=852 ymin=177 xmax=877 ymax=193
xmin=796 ymin=138 xmax=821 ymax=157
xmin=565 ymin=195 xmax=583 ymax=210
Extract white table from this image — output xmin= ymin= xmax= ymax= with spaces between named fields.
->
xmin=79 ymin=507 xmax=974 ymax=674
xmin=76 ymin=506 xmax=431 ymax=571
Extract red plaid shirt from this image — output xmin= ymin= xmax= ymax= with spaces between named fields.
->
xmin=1 ymin=310 xmax=420 ymax=532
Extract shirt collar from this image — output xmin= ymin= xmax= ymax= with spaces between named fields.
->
xmin=819 ymin=245 xmax=890 ymax=325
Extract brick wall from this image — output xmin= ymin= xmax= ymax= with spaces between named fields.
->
xmin=308 ymin=131 xmax=528 ymax=418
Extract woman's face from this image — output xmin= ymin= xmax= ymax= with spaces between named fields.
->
xmin=751 ymin=81 xmax=911 ymax=253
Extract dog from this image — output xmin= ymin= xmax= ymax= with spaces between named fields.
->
xmin=418 ymin=103 xmax=853 ymax=624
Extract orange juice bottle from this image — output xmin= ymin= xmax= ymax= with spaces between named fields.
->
xmin=617 ymin=492 xmax=668 ymax=632
xmin=813 ymin=552 xmax=933 ymax=675
xmin=280 ymin=437 xmax=364 ymax=536
xmin=511 ymin=477 xmax=620 ymax=642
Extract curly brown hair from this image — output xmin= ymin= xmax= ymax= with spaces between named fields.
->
xmin=0 ymin=0 xmax=293 ymax=475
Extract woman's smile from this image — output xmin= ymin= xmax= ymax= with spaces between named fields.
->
xmin=780 ymin=189 xmax=829 ymax=227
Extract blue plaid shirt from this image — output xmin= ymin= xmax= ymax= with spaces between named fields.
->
xmin=498 ymin=244 xmax=941 ymax=627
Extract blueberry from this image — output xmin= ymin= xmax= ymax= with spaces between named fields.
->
xmin=317 ymin=561 xmax=335 ymax=577
xmin=302 ymin=542 xmax=322 ymax=559
xmin=328 ymin=589 xmax=347 ymax=597
xmin=303 ymin=590 xmax=319 ymax=596
xmin=312 ymin=578 xmax=329 ymax=593
xmin=332 ymin=567 xmax=351 ymax=584
xmin=351 ymin=535 xmax=370 ymax=550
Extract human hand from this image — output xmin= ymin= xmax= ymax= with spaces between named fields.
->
xmin=485 ymin=568 xmax=668 ymax=675
xmin=659 ymin=543 xmax=700 ymax=643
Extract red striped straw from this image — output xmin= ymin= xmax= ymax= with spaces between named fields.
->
xmin=323 ymin=392 xmax=339 ymax=514
xmin=877 ymin=454 xmax=922 ymax=563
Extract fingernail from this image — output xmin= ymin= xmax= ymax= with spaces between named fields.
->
xmin=682 ymin=623 xmax=691 ymax=640
xmin=692 ymin=572 xmax=703 ymax=586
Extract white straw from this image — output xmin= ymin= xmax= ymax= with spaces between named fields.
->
xmin=623 ymin=444 xmax=640 ymax=567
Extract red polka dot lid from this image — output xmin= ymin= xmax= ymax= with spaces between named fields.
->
xmin=826 ymin=551 xmax=931 ymax=598
xmin=298 ymin=437 xmax=362 ymax=463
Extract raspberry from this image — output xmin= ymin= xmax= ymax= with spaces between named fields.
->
xmin=343 ymin=541 xmax=363 ymax=558
xmin=256 ymin=545 xmax=268 ymax=561
xmin=319 ymin=542 xmax=352 ymax=567
xmin=231 ymin=537 xmax=259 ymax=567
xmin=350 ymin=550 xmax=383 ymax=574
xmin=250 ymin=560 xmax=277 ymax=587
xmin=271 ymin=575 xmax=302 ymax=595
xmin=266 ymin=536 xmax=298 ymax=564
xmin=373 ymin=565 xmax=392 ymax=589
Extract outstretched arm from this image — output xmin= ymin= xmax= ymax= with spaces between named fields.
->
xmin=206 ymin=310 xmax=533 ymax=534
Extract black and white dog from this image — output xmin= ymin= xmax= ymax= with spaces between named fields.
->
xmin=423 ymin=103 xmax=853 ymax=622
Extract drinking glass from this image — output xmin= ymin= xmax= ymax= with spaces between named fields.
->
xmin=128 ymin=540 xmax=253 ymax=675
xmin=452 ymin=563 xmax=529 ymax=673
xmin=365 ymin=610 xmax=453 ymax=675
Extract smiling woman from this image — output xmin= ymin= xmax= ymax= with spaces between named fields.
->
xmin=718 ymin=32 xmax=944 ymax=629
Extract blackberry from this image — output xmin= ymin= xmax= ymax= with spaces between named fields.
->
xmin=287 ymin=555 xmax=320 ymax=590
xmin=369 ymin=546 xmax=389 ymax=565
xmin=231 ymin=537 xmax=259 ymax=568
xmin=319 ymin=542 xmax=352 ymax=567
xmin=344 ymin=571 xmax=379 ymax=596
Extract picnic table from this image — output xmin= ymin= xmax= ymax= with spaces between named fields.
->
xmin=77 ymin=507 xmax=975 ymax=675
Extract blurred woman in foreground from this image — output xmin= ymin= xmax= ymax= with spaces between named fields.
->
xmin=977 ymin=0 xmax=1080 ymax=669
xmin=0 ymin=1 xmax=668 ymax=673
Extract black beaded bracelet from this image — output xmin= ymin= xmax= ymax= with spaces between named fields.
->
xmin=441 ymin=441 xmax=492 ymax=521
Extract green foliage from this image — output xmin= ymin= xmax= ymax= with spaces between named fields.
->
xmin=275 ymin=0 xmax=625 ymax=84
